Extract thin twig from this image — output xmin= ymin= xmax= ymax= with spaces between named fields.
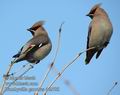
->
xmin=107 ymin=82 xmax=118 ymax=95
xmin=43 ymin=53 xmax=80 ymax=95
xmin=64 ymin=80 xmax=80 ymax=95
xmin=53 ymin=22 xmax=64 ymax=62
xmin=3 ymin=64 xmax=34 ymax=94
xmin=43 ymin=47 xmax=95 ymax=95
xmin=0 ymin=59 xmax=29 ymax=95
xmin=0 ymin=60 xmax=15 ymax=95
xmin=9 ymin=63 xmax=29 ymax=76
xmin=34 ymin=22 xmax=64 ymax=95
xmin=52 ymin=66 xmax=80 ymax=95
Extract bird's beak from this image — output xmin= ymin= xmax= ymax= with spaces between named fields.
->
xmin=27 ymin=28 xmax=31 ymax=31
xmin=86 ymin=13 xmax=89 ymax=16
xmin=27 ymin=28 xmax=35 ymax=36
xmin=86 ymin=14 xmax=94 ymax=17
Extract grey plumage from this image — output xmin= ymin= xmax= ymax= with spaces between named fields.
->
xmin=85 ymin=4 xmax=113 ymax=64
xmin=13 ymin=21 xmax=52 ymax=64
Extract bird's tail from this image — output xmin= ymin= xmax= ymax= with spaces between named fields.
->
xmin=11 ymin=56 xmax=24 ymax=64
xmin=11 ymin=58 xmax=19 ymax=64
xmin=85 ymin=49 xmax=96 ymax=64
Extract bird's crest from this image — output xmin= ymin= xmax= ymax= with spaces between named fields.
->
xmin=89 ymin=3 xmax=102 ymax=15
xmin=30 ymin=20 xmax=45 ymax=30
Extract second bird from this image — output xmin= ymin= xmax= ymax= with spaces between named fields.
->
xmin=12 ymin=21 xmax=52 ymax=64
xmin=85 ymin=4 xmax=113 ymax=64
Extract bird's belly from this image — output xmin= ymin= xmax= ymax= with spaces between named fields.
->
xmin=89 ymin=27 xmax=106 ymax=49
xmin=89 ymin=17 xmax=113 ymax=49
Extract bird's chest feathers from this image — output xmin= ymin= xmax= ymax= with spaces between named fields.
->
xmin=96 ymin=17 xmax=110 ymax=31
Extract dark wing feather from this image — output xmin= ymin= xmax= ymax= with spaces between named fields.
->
xmin=13 ymin=46 xmax=23 ymax=58
xmin=13 ymin=35 xmax=49 ymax=59
xmin=85 ymin=22 xmax=96 ymax=64
xmin=96 ymin=41 xmax=109 ymax=59
xmin=86 ymin=23 xmax=92 ymax=49
xmin=96 ymin=49 xmax=103 ymax=59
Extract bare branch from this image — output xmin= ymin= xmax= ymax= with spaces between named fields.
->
xmin=0 ymin=60 xmax=15 ymax=94
xmin=64 ymin=80 xmax=80 ymax=95
xmin=107 ymin=82 xmax=118 ymax=95
xmin=0 ymin=58 xmax=31 ymax=95
xmin=43 ymin=47 xmax=95 ymax=95
xmin=53 ymin=22 xmax=64 ymax=62
xmin=34 ymin=22 xmax=64 ymax=95
xmin=52 ymin=66 xmax=80 ymax=95
xmin=3 ymin=64 xmax=34 ymax=94
xmin=8 ymin=63 xmax=29 ymax=77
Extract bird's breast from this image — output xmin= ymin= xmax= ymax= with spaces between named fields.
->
xmin=89 ymin=17 xmax=112 ymax=48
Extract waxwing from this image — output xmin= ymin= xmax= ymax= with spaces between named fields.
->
xmin=85 ymin=4 xmax=113 ymax=64
xmin=12 ymin=21 xmax=52 ymax=64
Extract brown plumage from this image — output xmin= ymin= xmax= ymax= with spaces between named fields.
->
xmin=85 ymin=4 xmax=113 ymax=64
xmin=13 ymin=21 xmax=52 ymax=64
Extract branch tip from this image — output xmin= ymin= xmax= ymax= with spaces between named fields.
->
xmin=78 ymin=52 xmax=82 ymax=56
xmin=59 ymin=21 xmax=65 ymax=33
xmin=50 ymin=62 xmax=54 ymax=68
xmin=115 ymin=82 xmax=118 ymax=85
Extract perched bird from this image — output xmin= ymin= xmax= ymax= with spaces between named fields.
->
xmin=85 ymin=4 xmax=113 ymax=64
xmin=12 ymin=21 xmax=52 ymax=64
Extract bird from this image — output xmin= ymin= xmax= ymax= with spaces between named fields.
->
xmin=12 ymin=21 xmax=52 ymax=64
xmin=85 ymin=4 xmax=113 ymax=64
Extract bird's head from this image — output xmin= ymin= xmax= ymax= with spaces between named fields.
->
xmin=86 ymin=3 xmax=101 ymax=19
xmin=27 ymin=21 xmax=45 ymax=36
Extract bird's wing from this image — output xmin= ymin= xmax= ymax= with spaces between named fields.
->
xmin=85 ymin=22 xmax=96 ymax=64
xmin=12 ymin=44 xmax=36 ymax=58
xmin=13 ymin=35 xmax=49 ymax=58
xmin=13 ymin=46 xmax=23 ymax=58
xmin=96 ymin=41 xmax=109 ymax=59
xmin=87 ymin=22 xmax=92 ymax=49
xmin=22 ymin=35 xmax=49 ymax=53
xmin=96 ymin=48 xmax=103 ymax=59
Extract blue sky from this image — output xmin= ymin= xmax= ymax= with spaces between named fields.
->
xmin=0 ymin=0 xmax=120 ymax=95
